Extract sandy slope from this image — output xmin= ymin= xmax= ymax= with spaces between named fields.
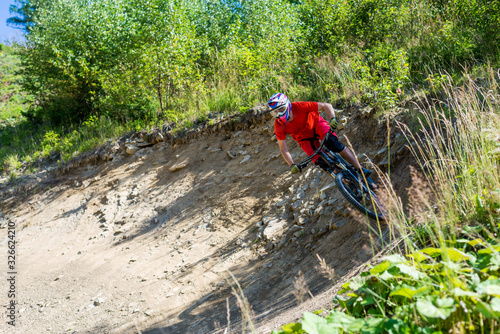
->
xmin=0 ymin=107 xmax=414 ymax=333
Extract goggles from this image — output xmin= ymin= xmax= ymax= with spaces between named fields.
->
xmin=270 ymin=105 xmax=287 ymax=118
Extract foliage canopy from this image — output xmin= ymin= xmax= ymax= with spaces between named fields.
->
xmin=10 ymin=0 xmax=499 ymax=124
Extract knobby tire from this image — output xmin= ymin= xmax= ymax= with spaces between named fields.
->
xmin=333 ymin=171 xmax=385 ymax=221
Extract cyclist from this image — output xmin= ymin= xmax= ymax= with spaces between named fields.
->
xmin=268 ymin=93 xmax=372 ymax=177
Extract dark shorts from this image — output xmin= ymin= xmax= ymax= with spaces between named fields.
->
xmin=313 ymin=133 xmax=345 ymax=170
xmin=325 ymin=132 xmax=345 ymax=153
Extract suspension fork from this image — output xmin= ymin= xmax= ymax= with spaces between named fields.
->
xmin=331 ymin=152 xmax=359 ymax=180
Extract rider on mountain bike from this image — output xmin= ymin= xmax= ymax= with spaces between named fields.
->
xmin=268 ymin=93 xmax=372 ymax=177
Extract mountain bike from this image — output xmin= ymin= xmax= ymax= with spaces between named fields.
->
xmin=297 ymin=132 xmax=386 ymax=221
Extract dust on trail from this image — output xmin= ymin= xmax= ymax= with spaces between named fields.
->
xmin=0 ymin=107 xmax=414 ymax=333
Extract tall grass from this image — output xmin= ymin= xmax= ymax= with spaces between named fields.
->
xmin=398 ymin=72 xmax=500 ymax=249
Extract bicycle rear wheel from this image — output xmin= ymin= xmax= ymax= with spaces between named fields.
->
xmin=334 ymin=171 xmax=386 ymax=220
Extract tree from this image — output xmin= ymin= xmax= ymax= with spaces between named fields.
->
xmin=7 ymin=0 xmax=45 ymax=32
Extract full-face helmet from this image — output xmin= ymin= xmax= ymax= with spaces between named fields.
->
xmin=268 ymin=93 xmax=291 ymax=122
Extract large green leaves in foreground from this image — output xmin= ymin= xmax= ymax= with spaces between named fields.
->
xmin=274 ymin=241 xmax=500 ymax=334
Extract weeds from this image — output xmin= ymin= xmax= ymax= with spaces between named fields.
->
xmin=227 ymin=271 xmax=256 ymax=334
xmin=293 ymin=270 xmax=313 ymax=304
xmin=316 ymin=254 xmax=337 ymax=282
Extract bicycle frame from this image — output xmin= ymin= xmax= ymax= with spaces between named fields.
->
xmin=297 ymin=132 xmax=357 ymax=179
xmin=296 ymin=132 xmax=385 ymax=220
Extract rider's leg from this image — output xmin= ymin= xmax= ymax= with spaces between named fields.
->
xmin=332 ymin=140 xmax=372 ymax=177
xmin=323 ymin=132 xmax=365 ymax=172
xmin=339 ymin=147 xmax=362 ymax=170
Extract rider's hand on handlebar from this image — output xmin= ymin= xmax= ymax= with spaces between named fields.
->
xmin=290 ymin=164 xmax=300 ymax=174
xmin=329 ymin=117 xmax=339 ymax=130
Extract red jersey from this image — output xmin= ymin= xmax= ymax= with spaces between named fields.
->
xmin=274 ymin=101 xmax=319 ymax=142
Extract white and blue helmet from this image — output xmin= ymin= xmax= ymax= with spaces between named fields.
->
xmin=268 ymin=93 xmax=291 ymax=122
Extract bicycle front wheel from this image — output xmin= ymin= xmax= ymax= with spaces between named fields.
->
xmin=334 ymin=171 xmax=386 ymax=221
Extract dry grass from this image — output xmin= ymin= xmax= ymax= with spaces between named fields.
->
xmin=393 ymin=70 xmax=500 ymax=250
xmin=227 ymin=271 xmax=256 ymax=334
xmin=292 ymin=270 xmax=314 ymax=304
xmin=316 ymin=254 xmax=337 ymax=282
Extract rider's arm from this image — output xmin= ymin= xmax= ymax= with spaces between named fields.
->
xmin=318 ymin=102 xmax=335 ymax=120
xmin=278 ymin=139 xmax=295 ymax=166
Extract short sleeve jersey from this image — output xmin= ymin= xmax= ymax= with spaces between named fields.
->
xmin=274 ymin=101 xmax=319 ymax=142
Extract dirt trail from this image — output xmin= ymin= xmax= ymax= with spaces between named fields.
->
xmin=0 ymin=107 xmax=414 ymax=333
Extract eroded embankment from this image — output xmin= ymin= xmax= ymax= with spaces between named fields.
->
xmin=0 ymin=106 xmax=415 ymax=333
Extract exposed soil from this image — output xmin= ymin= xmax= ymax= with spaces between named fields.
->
xmin=0 ymin=107 xmax=416 ymax=334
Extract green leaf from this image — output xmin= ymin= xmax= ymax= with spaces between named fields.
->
xmin=361 ymin=317 xmax=386 ymax=334
xmin=408 ymin=252 xmax=428 ymax=262
xmin=443 ymin=248 xmax=470 ymax=262
xmin=384 ymin=254 xmax=406 ymax=263
xmin=441 ymin=260 xmax=461 ymax=271
xmin=349 ymin=276 xmax=366 ymax=291
xmin=384 ymin=318 xmax=412 ymax=334
xmin=419 ymin=248 xmax=442 ymax=257
xmin=475 ymin=300 xmax=500 ymax=319
xmin=489 ymin=253 xmax=500 ymax=271
xmin=396 ymin=263 xmax=425 ymax=279
xmin=468 ymin=239 xmax=485 ymax=247
xmin=390 ymin=285 xmax=428 ymax=300
xmin=476 ymin=279 xmax=500 ymax=296
xmin=326 ymin=311 xmax=364 ymax=331
xmin=491 ymin=297 xmax=500 ymax=312
xmin=370 ymin=261 xmax=392 ymax=274
xmin=478 ymin=243 xmax=500 ymax=254
xmin=451 ymin=288 xmax=479 ymax=298
xmin=279 ymin=322 xmax=304 ymax=333
xmin=416 ymin=296 xmax=456 ymax=320
xmin=379 ymin=271 xmax=394 ymax=281
xmin=302 ymin=312 xmax=338 ymax=334
xmin=484 ymin=284 xmax=500 ymax=297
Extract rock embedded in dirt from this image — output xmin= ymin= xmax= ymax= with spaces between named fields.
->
xmin=360 ymin=106 xmax=374 ymax=118
xmin=126 ymin=144 xmax=140 ymax=155
xmin=320 ymin=182 xmax=336 ymax=193
xmin=296 ymin=217 xmax=306 ymax=226
xmin=147 ymin=131 xmax=164 ymax=144
xmin=263 ymin=217 xmax=287 ymax=241
xmin=313 ymin=206 xmax=324 ymax=218
xmin=208 ymin=147 xmax=222 ymax=153
xmin=240 ymin=155 xmax=251 ymax=164
xmin=290 ymin=200 xmax=303 ymax=212
xmin=295 ymin=189 xmax=306 ymax=200
xmin=93 ymin=297 xmax=106 ymax=306
xmin=169 ymin=162 xmax=189 ymax=172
